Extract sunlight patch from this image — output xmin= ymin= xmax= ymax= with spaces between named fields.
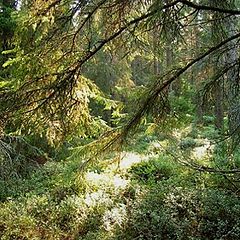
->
xmin=192 ymin=140 xmax=213 ymax=159
xmin=85 ymin=190 xmax=111 ymax=207
xmin=85 ymin=172 xmax=129 ymax=189
xmin=120 ymin=152 xmax=144 ymax=169
xmin=103 ymin=204 xmax=127 ymax=231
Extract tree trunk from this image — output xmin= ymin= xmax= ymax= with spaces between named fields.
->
xmin=213 ymin=81 xmax=224 ymax=131
xmin=211 ymin=7 xmax=224 ymax=132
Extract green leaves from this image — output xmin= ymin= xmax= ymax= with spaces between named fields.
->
xmin=2 ymin=56 xmax=19 ymax=68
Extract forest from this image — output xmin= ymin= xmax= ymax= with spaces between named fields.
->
xmin=1 ymin=0 xmax=240 ymax=239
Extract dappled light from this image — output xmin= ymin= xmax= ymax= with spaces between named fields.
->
xmin=1 ymin=0 xmax=240 ymax=239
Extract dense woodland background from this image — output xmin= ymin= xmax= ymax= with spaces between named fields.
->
xmin=1 ymin=0 xmax=240 ymax=239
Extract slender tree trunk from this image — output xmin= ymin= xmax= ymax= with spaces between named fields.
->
xmin=213 ymin=81 xmax=224 ymax=130
xmin=210 ymin=0 xmax=240 ymax=147
xmin=211 ymin=7 xmax=224 ymax=131
xmin=152 ymin=27 xmax=160 ymax=77
xmin=192 ymin=12 xmax=204 ymax=124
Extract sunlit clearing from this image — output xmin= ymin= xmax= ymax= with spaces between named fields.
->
xmin=120 ymin=152 xmax=146 ymax=169
xmin=192 ymin=140 xmax=213 ymax=159
xmin=85 ymin=190 xmax=110 ymax=207
xmin=85 ymin=172 xmax=129 ymax=189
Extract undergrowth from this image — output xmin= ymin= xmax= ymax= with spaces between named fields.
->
xmin=0 ymin=129 xmax=240 ymax=240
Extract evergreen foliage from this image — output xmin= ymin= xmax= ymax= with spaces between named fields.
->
xmin=0 ymin=1 xmax=240 ymax=239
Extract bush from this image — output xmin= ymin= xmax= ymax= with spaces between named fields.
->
xmin=116 ymin=186 xmax=180 ymax=240
xmin=179 ymin=137 xmax=197 ymax=149
xmin=115 ymin=182 xmax=240 ymax=240
xmin=201 ymin=126 xmax=219 ymax=139
xmin=200 ymin=190 xmax=240 ymax=239
xmin=129 ymin=156 xmax=176 ymax=183
xmin=171 ymin=96 xmax=194 ymax=114
xmin=202 ymin=115 xmax=215 ymax=125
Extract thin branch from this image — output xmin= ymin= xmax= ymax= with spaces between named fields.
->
xmin=69 ymin=0 xmax=109 ymax=53
xmin=76 ymin=0 xmax=181 ymax=67
xmin=180 ymin=0 xmax=240 ymax=15
xmin=123 ymin=31 xmax=240 ymax=136
xmin=36 ymin=0 xmax=62 ymax=16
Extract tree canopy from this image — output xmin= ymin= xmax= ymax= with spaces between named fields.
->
xmin=1 ymin=0 xmax=240 ymax=165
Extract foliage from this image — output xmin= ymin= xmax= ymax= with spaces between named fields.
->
xmin=129 ymin=155 xmax=176 ymax=183
xmin=179 ymin=137 xmax=197 ymax=149
xmin=116 ymin=172 xmax=240 ymax=240
xmin=0 ymin=135 xmax=46 ymax=181
xmin=1 ymin=1 xmax=240 ymax=239
xmin=0 ymin=133 xmax=240 ymax=239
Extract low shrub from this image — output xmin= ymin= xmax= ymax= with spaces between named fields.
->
xmin=129 ymin=156 xmax=176 ymax=183
xmin=179 ymin=137 xmax=197 ymax=149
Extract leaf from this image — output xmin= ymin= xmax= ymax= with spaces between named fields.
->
xmin=0 ymin=81 xmax=9 ymax=88
xmin=32 ymin=23 xmax=37 ymax=31
xmin=2 ymin=58 xmax=17 ymax=68
xmin=2 ymin=48 xmax=17 ymax=55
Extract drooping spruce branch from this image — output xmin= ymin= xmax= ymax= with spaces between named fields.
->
xmin=180 ymin=0 xmax=240 ymax=15
xmin=2 ymin=0 xmax=240 ymax=147
xmin=0 ymin=0 xmax=181 ymax=115
xmin=74 ymin=0 xmax=181 ymax=68
xmin=158 ymin=140 xmax=240 ymax=175
xmin=121 ymin=31 xmax=240 ymax=137
xmin=77 ymin=32 xmax=240 ymax=171
xmin=36 ymin=0 xmax=240 ymax=97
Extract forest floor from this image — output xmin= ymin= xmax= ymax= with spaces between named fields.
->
xmin=0 ymin=123 xmax=240 ymax=239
